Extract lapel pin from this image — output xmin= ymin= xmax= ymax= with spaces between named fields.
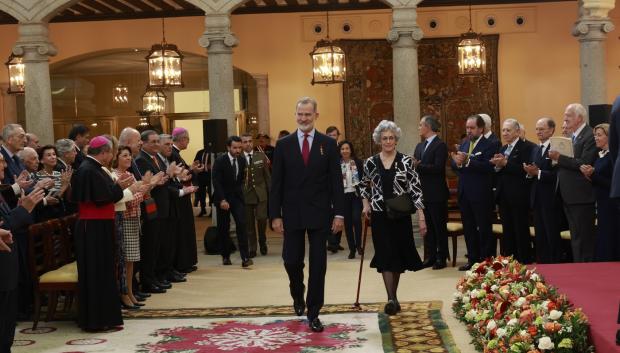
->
xmin=320 ymin=144 xmax=324 ymax=156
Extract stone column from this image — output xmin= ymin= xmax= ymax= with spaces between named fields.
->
xmin=387 ymin=7 xmax=423 ymax=155
xmin=252 ymin=73 xmax=270 ymax=135
xmin=572 ymin=0 xmax=615 ymax=108
xmin=13 ymin=22 xmax=57 ymax=144
xmin=199 ymin=13 xmax=238 ymax=137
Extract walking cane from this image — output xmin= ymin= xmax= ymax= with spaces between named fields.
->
xmin=353 ymin=217 xmax=370 ymax=310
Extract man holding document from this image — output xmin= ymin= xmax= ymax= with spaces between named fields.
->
xmin=451 ymin=115 xmax=496 ymax=270
xmin=548 ymin=103 xmax=598 ymax=262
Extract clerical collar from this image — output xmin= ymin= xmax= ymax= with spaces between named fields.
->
xmin=86 ymin=155 xmax=102 ymax=166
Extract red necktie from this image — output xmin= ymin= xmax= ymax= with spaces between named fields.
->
xmin=302 ymin=133 xmax=310 ymax=166
xmin=151 ymin=155 xmax=161 ymax=170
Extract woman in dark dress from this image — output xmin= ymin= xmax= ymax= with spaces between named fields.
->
xmin=358 ymin=120 xmax=426 ymax=315
xmin=33 ymin=145 xmax=71 ymax=222
xmin=338 ymin=140 xmax=364 ymax=259
xmin=580 ymin=123 xmax=616 ymax=261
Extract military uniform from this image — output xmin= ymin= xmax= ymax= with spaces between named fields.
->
xmin=243 ymin=150 xmax=271 ymax=256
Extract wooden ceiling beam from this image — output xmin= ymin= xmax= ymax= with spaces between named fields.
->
xmin=70 ymin=3 xmax=98 ymax=15
xmin=83 ymin=0 xmax=117 ymax=13
xmin=148 ymin=0 xmax=176 ymax=11
xmin=124 ymin=0 xmax=158 ymax=11
xmin=168 ymin=0 xmax=196 ymax=10
xmin=102 ymin=0 xmax=136 ymax=12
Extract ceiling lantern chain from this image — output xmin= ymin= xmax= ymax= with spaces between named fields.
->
xmin=146 ymin=17 xmax=184 ymax=89
xmin=310 ymin=11 xmax=346 ymax=85
xmin=457 ymin=2 xmax=487 ymax=76
xmin=5 ymin=53 xmax=25 ymax=94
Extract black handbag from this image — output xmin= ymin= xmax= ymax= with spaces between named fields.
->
xmin=384 ymin=194 xmax=415 ymax=220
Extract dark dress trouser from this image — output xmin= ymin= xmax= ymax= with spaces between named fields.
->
xmin=0 ymin=289 xmax=17 ymax=353
xmin=423 ymin=201 xmax=449 ymax=262
xmin=282 ymin=227 xmax=328 ymax=321
xmin=459 ymin=196 xmax=493 ymax=263
xmin=563 ymin=203 xmax=596 ymax=262
xmin=140 ymin=218 xmax=162 ymax=287
xmin=216 ymin=197 xmax=250 ymax=260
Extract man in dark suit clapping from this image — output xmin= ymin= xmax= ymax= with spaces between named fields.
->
xmin=451 ymin=115 xmax=496 ymax=271
xmin=413 ymin=115 xmax=449 ymax=270
xmin=549 ymin=103 xmax=598 ymax=262
xmin=269 ymin=97 xmax=344 ymax=332
xmin=212 ymin=136 xmax=252 ymax=268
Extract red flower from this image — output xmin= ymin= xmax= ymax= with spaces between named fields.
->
xmin=527 ymin=325 xmax=538 ymax=336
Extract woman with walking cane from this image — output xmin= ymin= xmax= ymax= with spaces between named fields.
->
xmin=357 ymin=120 xmax=426 ymax=315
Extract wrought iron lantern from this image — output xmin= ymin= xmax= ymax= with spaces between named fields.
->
xmin=457 ymin=2 xmax=486 ymax=76
xmin=146 ymin=18 xmax=184 ymax=89
xmin=310 ymin=12 xmax=346 ymax=85
xmin=112 ymin=83 xmax=129 ymax=106
xmin=5 ymin=53 xmax=25 ymax=94
xmin=142 ymin=88 xmax=166 ymax=114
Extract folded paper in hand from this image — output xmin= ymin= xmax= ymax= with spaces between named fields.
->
xmin=550 ymin=136 xmax=574 ymax=158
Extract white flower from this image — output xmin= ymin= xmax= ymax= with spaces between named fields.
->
xmin=453 ymin=292 xmax=462 ymax=299
xmin=549 ymin=310 xmax=563 ymax=320
xmin=514 ymin=297 xmax=526 ymax=307
xmin=491 ymin=284 xmax=498 ymax=292
xmin=502 ymin=259 xmax=509 ymax=265
xmin=496 ymin=328 xmax=507 ymax=338
xmin=541 ymin=300 xmax=550 ymax=312
xmin=487 ymin=320 xmax=497 ymax=330
xmin=538 ymin=336 xmax=555 ymax=350
xmin=530 ymin=273 xmax=540 ymax=281
xmin=463 ymin=296 xmax=470 ymax=304
xmin=465 ymin=309 xmax=477 ymax=321
xmin=507 ymin=318 xmax=518 ymax=326
xmin=470 ymin=289 xmax=479 ymax=299
xmin=485 ymin=270 xmax=495 ymax=278
xmin=465 ymin=270 xmax=473 ymax=277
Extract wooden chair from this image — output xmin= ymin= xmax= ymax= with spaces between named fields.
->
xmin=27 ymin=219 xmax=78 ymax=329
xmin=446 ymin=177 xmax=464 ymax=267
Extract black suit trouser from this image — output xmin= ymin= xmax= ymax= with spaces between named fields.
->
xmin=217 ymin=198 xmax=249 ymax=260
xmin=498 ymin=200 xmax=532 ymax=264
xmin=156 ymin=218 xmax=175 ymax=280
xmin=342 ymin=192 xmax=363 ymax=252
xmin=563 ymin=202 xmax=596 ymax=262
xmin=194 ymin=181 xmax=211 ymax=209
xmin=282 ymin=227 xmax=328 ymax=320
xmin=423 ymin=201 xmax=449 ymax=262
xmin=140 ymin=218 xmax=162 ymax=287
xmin=459 ymin=196 xmax=493 ymax=263
xmin=533 ymin=202 xmax=562 ymax=264
xmin=0 ymin=289 xmax=17 ymax=353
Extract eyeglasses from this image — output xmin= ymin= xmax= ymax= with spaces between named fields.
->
xmin=381 ymin=136 xmax=396 ymax=141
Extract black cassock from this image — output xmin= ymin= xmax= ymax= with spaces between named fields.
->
xmin=170 ymin=146 xmax=198 ymax=271
xmin=71 ymin=157 xmax=124 ymax=330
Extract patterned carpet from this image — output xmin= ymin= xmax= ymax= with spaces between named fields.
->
xmin=14 ymin=301 xmax=459 ymax=353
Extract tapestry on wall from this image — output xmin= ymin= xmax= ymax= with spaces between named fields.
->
xmin=340 ymin=35 xmax=499 ymax=158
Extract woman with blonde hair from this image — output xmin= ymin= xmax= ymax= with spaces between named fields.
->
xmin=358 ymin=120 xmax=426 ymax=315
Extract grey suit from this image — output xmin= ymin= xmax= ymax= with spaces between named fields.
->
xmin=556 ymin=123 xmax=598 ymax=262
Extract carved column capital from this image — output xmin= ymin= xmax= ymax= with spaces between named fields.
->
xmin=572 ymin=18 xmax=615 ymax=42
xmin=387 ymin=7 xmax=424 ymax=46
xmin=13 ymin=22 xmax=57 ymax=62
xmin=199 ymin=13 xmax=238 ymax=53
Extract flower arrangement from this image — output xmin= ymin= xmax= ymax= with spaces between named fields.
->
xmin=452 ymin=256 xmax=593 ymax=353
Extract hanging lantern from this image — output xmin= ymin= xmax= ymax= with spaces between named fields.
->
xmin=5 ymin=53 xmax=25 ymax=94
xmin=457 ymin=2 xmax=486 ymax=76
xmin=112 ymin=83 xmax=129 ymax=106
xmin=146 ymin=18 xmax=184 ymax=89
xmin=310 ymin=12 xmax=346 ymax=85
xmin=310 ymin=40 xmax=346 ymax=85
xmin=457 ymin=31 xmax=486 ymax=76
xmin=142 ymin=88 xmax=166 ymax=114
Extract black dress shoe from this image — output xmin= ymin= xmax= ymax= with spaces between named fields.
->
xmin=432 ymin=260 xmax=447 ymax=270
xmin=293 ymin=295 xmax=306 ymax=316
xmin=309 ymin=318 xmax=324 ymax=332
xmin=156 ymin=281 xmax=172 ymax=289
xmin=384 ymin=300 xmax=398 ymax=315
xmin=135 ymin=291 xmax=151 ymax=298
xmin=133 ymin=302 xmax=145 ymax=307
xmin=458 ymin=263 xmax=474 ymax=271
xmin=142 ymin=285 xmax=166 ymax=294
xmin=337 ymin=245 xmax=345 ymax=251
xmin=121 ymin=301 xmax=140 ymax=310
xmin=249 ymin=251 xmax=257 ymax=258
xmin=135 ymin=296 xmax=146 ymax=302
xmin=260 ymin=245 xmax=268 ymax=255
xmin=223 ymin=257 xmax=232 ymax=265
xmin=422 ymin=258 xmax=436 ymax=268
xmin=242 ymin=259 xmax=253 ymax=268
xmin=327 ymin=245 xmax=338 ymax=254
xmin=171 ymin=270 xmax=186 ymax=278
xmin=348 ymin=250 xmax=355 ymax=259
xmin=168 ymin=274 xmax=187 ymax=283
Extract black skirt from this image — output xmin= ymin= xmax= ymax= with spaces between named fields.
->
xmin=369 ymin=210 xmax=423 ymax=273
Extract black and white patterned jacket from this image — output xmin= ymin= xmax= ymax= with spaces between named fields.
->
xmin=357 ymin=152 xmax=424 ymax=212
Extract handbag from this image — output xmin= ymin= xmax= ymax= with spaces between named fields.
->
xmin=384 ymin=194 xmax=415 ymax=220
xmin=143 ymin=197 xmax=158 ymax=220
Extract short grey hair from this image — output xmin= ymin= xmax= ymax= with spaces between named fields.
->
xmin=295 ymin=96 xmax=318 ymax=113
xmin=160 ymin=134 xmax=172 ymax=142
xmin=17 ymin=147 xmax=37 ymax=161
xmin=503 ymin=118 xmax=520 ymax=131
xmin=372 ymin=120 xmax=401 ymax=144
xmin=55 ymin=138 xmax=75 ymax=156
xmin=566 ymin=103 xmax=588 ymax=123
xmin=2 ymin=123 xmax=23 ymax=141
xmin=421 ymin=115 xmax=441 ymax=132
xmin=119 ymin=127 xmax=139 ymax=145
xmin=479 ymin=114 xmax=492 ymax=129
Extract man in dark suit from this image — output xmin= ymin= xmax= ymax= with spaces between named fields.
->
xmin=68 ymin=124 xmax=90 ymax=170
xmin=480 ymin=114 xmax=502 ymax=153
xmin=269 ymin=97 xmax=344 ymax=332
xmin=490 ymin=119 xmax=534 ymax=264
xmin=524 ymin=118 xmax=563 ymax=263
xmin=193 ymin=148 xmax=212 ymax=216
xmin=212 ymin=136 xmax=252 ymax=268
xmin=451 ymin=115 xmax=496 ymax=271
xmin=413 ymin=115 xmax=449 ymax=270
xmin=549 ymin=103 xmax=598 ymax=262
xmin=0 ymin=152 xmax=44 ymax=353
xmin=1 ymin=124 xmax=31 ymax=199
xmin=134 ymin=130 xmax=174 ymax=293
